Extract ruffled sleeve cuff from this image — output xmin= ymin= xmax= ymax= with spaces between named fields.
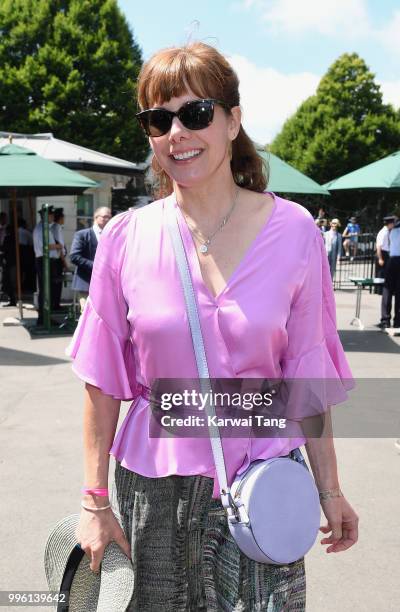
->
xmin=66 ymin=299 xmax=139 ymax=401
xmin=279 ymin=333 xmax=355 ymax=420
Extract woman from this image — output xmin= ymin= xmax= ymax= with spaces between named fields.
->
xmin=324 ymin=218 xmax=342 ymax=279
xmin=68 ymin=42 xmax=358 ymax=611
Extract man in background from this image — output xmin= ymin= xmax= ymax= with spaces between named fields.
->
xmin=375 ymin=215 xmax=395 ymax=296
xmin=70 ymin=206 xmax=111 ymax=311
xmin=33 ymin=206 xmax=63 ymax=325
xmin=51 ymin=208 xmax=68 ymax=310
xmin=381 ymin=216 xmax=400 ymax=331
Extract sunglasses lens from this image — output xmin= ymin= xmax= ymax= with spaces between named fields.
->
xmin=138 ymin=109 xmax=172 ymax=137
xmin=180 ymin=100 xmax=214 ymax=130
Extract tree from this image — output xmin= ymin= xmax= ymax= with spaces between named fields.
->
xmin=0 ymin=0 xmax=148 ymax=162
xmin=270 ymin=54 xmax=400 ymax=186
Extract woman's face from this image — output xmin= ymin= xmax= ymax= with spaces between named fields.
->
xmin=148 ymin=89 xmax=241 ymax=189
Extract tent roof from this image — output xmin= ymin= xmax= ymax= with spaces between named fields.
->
xmin=0 ymin=132 xmax=145 ymax=176
xmin=258 ymin=149 xmax=330 ymax=195
xmin=324 ymin=151 xmax=400 ymax=191
xmin=0 ymin=144 xmax=98 ymax=196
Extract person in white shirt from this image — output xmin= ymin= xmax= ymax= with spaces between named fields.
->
xmin=33 ymin=206 xmax=63 ymax=325
xmin=375 ymin=216 xmax=395 ymax=296
xmin=376 ymin=215 xmax=395 ymax=278
xmin=51 ymin=208 xmax=68 ymax=310
xmin=380 ymin=216 xmax=400 ymax=329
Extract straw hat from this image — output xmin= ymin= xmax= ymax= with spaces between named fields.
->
xmin=44 ymin=514 xmax=134 ymax=612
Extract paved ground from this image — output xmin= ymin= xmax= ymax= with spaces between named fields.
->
xmin=0 ymin=289 xmax=399 ymax=611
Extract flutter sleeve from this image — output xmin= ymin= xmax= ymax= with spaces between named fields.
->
xmin=279 ymin=225 xmax=354 ymax=417
xmin=66 ymin=211 xmax=139 ymax=401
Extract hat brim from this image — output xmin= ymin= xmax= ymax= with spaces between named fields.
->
xmin=44 ymin=514 xmax=134 ymax=612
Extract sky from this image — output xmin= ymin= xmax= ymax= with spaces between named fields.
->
xmin=118 ymin=0 xmax=400 ymax=145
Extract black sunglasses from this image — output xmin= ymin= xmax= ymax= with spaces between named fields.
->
xmin=135 ymin=98 xmax=230 ymax=137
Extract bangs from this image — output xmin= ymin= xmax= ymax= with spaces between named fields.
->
xmin=138 ymin=47 xmax=228 ymax=109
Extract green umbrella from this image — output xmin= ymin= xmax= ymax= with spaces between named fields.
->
xmin=323 ymin=151 xmax=400 ymax=191
xmin=0 ymin=143 xmax=98 ymax=196
xmin=257 ymin=149 xmax=330 ymax=195
xmin=0 ymin=143 xmax=98 ymax=319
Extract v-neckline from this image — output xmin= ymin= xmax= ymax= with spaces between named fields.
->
xmin=172 ymin=191 xmax=278 ymax=304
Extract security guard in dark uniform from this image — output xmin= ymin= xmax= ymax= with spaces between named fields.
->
xmin=375 ymin=215 xmax=395 ymax=295
xmin=381 ymin=217 xmax=400 ymax=329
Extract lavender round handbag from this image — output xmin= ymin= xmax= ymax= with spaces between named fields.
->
xmin=166 ymin=196 xmax=321 ymax=565
xmin=226 ymin=452 xmax=320 ymax=564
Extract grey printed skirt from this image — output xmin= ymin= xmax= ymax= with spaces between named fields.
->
xmin=110 ymin=461 xmax=306 ymax=612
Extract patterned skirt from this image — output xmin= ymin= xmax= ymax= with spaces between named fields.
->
xmin=110 ymin=461 xmax=306 ymax=612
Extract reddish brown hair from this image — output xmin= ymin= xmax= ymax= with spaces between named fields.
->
xmin=137 ymin=42 xmax=268 ymax=196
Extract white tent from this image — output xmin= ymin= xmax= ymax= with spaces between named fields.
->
xmin=0 ymin=132 xmax=145 ymax=174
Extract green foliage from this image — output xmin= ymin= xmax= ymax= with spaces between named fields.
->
xmin=270 ymin=53 xmax=400 ymax=185
xmin=0 ymin=0 xmax=148 ymax=162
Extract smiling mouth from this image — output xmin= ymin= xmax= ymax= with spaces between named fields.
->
xmin=171 ymin=149 xmax=202 ymax=161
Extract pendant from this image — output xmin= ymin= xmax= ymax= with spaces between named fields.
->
xmin=200 ymin=244 xmax=208 ymax=254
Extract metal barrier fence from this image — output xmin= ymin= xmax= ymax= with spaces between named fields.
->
xmin=333 ymin=233 xmax=376 ymax=290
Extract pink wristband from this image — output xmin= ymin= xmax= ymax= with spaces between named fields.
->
xmin=82 ymin=487 xmax=109 ymax=497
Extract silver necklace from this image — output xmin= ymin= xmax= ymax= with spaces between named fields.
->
xmin=180 ymin=187 xmax=240 ymax=254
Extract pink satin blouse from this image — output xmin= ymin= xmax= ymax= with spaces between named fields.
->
xmin=67 ymin=192 xmax=353 ymax=498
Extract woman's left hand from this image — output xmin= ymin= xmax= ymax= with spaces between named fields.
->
xmin=319 ymin=495 xmax=359 ymax=553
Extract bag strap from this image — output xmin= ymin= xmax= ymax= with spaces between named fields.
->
xmin=165 ymin=195 xmax=234 ymax=508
